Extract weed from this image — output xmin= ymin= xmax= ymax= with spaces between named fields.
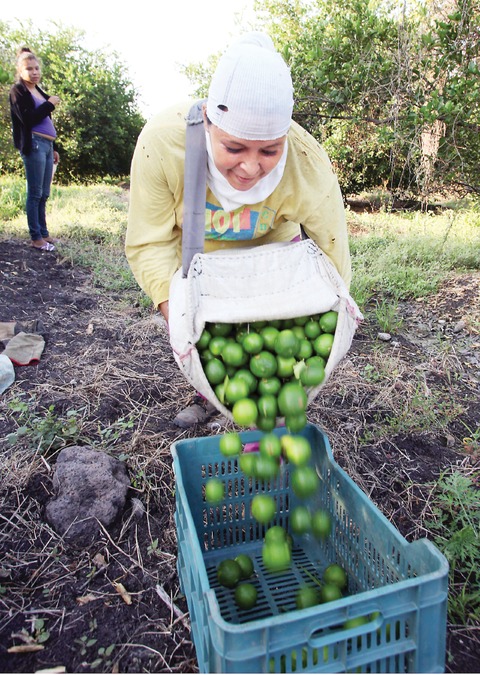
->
xmin=424 ymin=469 xmax=480 ymax=625
xmin=373 ymin=298 xmax=404 ymax=334
xmin=6 ymin=394 xmax=83 ymax=454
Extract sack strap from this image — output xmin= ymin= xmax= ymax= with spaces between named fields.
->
xmin=182 ymin=100 xmax=207 ymax=277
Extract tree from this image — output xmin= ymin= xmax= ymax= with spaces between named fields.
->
xmin=0 ymin=21 xmax=145 ymax=181
xmin=253 ymin=0 xmax=480 ymax=198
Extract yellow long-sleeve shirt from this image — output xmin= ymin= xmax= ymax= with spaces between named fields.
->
xmin=125 ymin=102 xmax=351 ymax=308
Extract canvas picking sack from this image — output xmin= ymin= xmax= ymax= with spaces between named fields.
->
xmin=168 ymin=102 xmax=363 ymax=421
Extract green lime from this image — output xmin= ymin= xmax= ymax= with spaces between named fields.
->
xmin=196 ymin=328 xmax=211 ymax=350
xmin=276 ymin=355 xmax=296 ymax=379
xmin=306 ymin=355 xmax=326 ymax=369
xmin=217 ymin=558 xmax=241 ymax=588
xmin=262 ymin=540 xmax=291 ymax=573
xmin=219 ymin=432 xmax=243 ymax=457
xmin=274 ymin=329 xmax=300 ymax=358
xmin=281 ymin=435 xmax=312 ymax=465
xmin=297 ymin=339 xmax=313 ymax=360
xmin=264 ymin=525 xmax=287 ymax=544
xmin=254 ymin=454 xmax=279 ymax=480
xmin=256 ymin=415 xmax=276 ymax=432
xmin=224 ymin=377 xmax=250 ymax=404
xmin=260 ymin=325 xmax=280 ymax=351
xmin=278 ymin=382 xmax=308 ymax=417
xmin=257 ymin=394 xmax=278 ymax=419
xmin=235 ymin=553 xmax=255 ymax=579
xmin=209 ymin=335 xmax=228 ymax=356
xmin=209 ymin=322 xmax=233 ymax=337
xmin=323 ymin=563 xmax=347 ymax=589
xmin=344 ymin=615 xmax=369 ymax=629
xmin=313 ymin=333 xmax=334 ymax=359
xmin=319 ymin=583 xmax=343 ymax=603
xmin=204 ymin=358 xmax=227 ymax=385
xmin=257 ymin=376 xmax=282 ymax=396
xmin=295 ymin=585 xmax=320 ymax=609
xmin=299 ymin=361 xmax=325 ymax=387
xmin=285 ymin=412 xmax=308 ymax=433
xmin=291 ymin=466 xmax=319 ymax=499
xmin=205 ymin=478 xmax=224 ymax=503
xmin=304 ymin=319 xmax=321 ymax=340
xmin=243 ymin=332 xmax=264 ymax=354
xmin=319 ymin=311 xmax=338 ymax=334
xmin=239 ymin=452 xmax=257 ymax=476
xmin=222 ymin=341 xmax=246 ymax=367
xmin=292 ymin=325 xmax=306 ymax=342
xmin=200 ymin=348 xmax=214 ymax=363
xmin=311 ymin=509 xmax=332 ymax=539
xmin=235 ymin=582 xmax=258 ymax=610
xmin=249 ymin=351 xmax=278 ymax=378
xmin=234 ymin=369 xmax=258 ymax=394
xmin=251 ymin=494 xmax=276 ymax=523
xmin=232 ymin=398 xmax=258 ymax=427
xmin=259 ymin=433 xmax=282 ymax=458
xmin=289 ymin=505 xmax=312 ymax=535
xmin=215 ymin=382 xmax=225 ymax=403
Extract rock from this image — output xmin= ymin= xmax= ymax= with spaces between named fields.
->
xmin=416 ymin=323 xmax=431 ymax=337
xmin=45 ymin=445 xmax=130 ymax=546
xmin=453 ymin=319 xmax=467 ymax=333
xmin=377 ymin=332 xmax=391 ymax=341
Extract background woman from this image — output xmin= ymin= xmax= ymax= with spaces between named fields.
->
xmin=9 ymin=47 xmax=60 ymax=251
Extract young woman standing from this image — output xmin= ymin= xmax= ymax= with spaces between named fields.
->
xmin=9 ymin=48 xmax=60 ymax=251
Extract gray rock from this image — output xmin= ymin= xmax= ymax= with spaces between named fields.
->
xmin=45 ymin=445 xmax=130 ymax=546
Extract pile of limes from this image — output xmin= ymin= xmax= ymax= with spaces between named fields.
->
xmin=204 ymin=428 xmax=351 ymax=614
xmin=196 ymin=312 xmax=338 ymax=430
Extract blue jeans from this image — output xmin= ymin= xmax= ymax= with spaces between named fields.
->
xmin=21 ymin=135 xmax=54 ymax=242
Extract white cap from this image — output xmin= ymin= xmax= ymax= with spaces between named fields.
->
xmin=206 ymin=32 xmax=294 ymax=141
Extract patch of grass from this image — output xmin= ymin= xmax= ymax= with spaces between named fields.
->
xmin=424 ymin=469 xmax=480 ymax=626
xmin=349 ymin=203 xmax=480 ymax=310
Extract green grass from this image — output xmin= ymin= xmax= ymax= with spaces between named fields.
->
xmin=348 ymin=204 xmax=480 ymax=309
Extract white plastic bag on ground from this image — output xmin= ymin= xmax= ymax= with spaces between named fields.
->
xmin=168 ymin=239 xmax=363 ymax=420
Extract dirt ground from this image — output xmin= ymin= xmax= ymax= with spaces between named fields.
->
xmin=0 ymin=237 xmax=479 ymax=674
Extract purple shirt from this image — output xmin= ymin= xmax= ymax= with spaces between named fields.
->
xmin=31 ymin=96 xmax=57 ymax=138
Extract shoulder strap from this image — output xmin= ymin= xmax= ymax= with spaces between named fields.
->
xmin=182 ymin=100 xmax=207 ymax=277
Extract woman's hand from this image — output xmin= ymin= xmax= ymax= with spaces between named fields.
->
xmin=48 ymin=95 xmax=60 ymax=106
xmin=159 ymin=301 xmax=169 ymax=322
xmin=53 ymin=151 xmax=60 ymax=165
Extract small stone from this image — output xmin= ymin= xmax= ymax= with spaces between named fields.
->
xmin=453 ymin=320 xmax=467 ymax=333
xmin=377 ymin=332 xmax=391 ymax=341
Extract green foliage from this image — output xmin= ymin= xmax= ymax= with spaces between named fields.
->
xmin=250 ymin=0 xmax=480 ymax=197
xmin=0 ymin=174 xmax=26 ymax=220
xmin=0 ymin=21 xmax=145 ymax=181
xmin=425 ymin=470 xmax=480 ymax=625
xmin=6 ymin=395 xmax=82 ymax=455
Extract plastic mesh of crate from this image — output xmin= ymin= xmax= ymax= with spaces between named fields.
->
xmin=172 ymin=423 xmax=449 ymax=673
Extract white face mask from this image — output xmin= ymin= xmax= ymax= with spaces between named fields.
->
xmin=205 ymin=131 xmax=289 ymax=212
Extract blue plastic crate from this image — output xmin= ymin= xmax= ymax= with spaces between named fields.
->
xmin=171 ymin=424 xmax=448 ymax=673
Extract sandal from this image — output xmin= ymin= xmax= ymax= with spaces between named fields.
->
xmin=31 ymin=240 xmax=55 ymax=251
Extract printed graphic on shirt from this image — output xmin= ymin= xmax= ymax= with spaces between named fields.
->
xmin=205 ymin=202 xmax=276 ymax=240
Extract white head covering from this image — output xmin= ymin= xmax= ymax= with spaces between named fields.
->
xmin=206 ymin=32 xmax=294 ymax=141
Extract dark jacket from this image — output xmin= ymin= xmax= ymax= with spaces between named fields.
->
xmin=9 ymin=80 xmax=56 ymax=156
